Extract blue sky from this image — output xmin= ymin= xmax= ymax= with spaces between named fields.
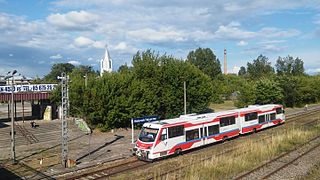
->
xmin=0 ymin=0 xmax=320 ymax=78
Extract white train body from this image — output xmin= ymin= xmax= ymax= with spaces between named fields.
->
xmin=134 ymin=104 xmax=285 ymax=161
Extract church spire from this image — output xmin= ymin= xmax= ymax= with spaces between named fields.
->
xmin=100 ymin=45 xmax=112 ymax=76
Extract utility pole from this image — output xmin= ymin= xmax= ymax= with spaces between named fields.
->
xmin=5 ymin=70 xmax=17 ymax=164
xmin=184 ymin=81 xmax=186 ymax=115
xmin=224 ymin=49 xmax=227 ymax=75
xmin=58 ymin=72 xmax=69 ymax=168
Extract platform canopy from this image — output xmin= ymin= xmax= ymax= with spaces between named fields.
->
xmin=0 ymin=92 xmax=51 ymax=101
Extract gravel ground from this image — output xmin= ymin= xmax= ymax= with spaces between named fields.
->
xmin=240 ymin=136 xmax=320 ymax=180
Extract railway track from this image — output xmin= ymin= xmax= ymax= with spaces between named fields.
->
xmin=234 ymin=134 xmax=320 ymax=180
xmin=64 ymin=158 xmax=148 ymax=180
xmin=60 ymin=107 xmax=320 ymax=180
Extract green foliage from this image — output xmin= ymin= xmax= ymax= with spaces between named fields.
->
xmin=275 ymin=55 xmax=305 ymax=76
xmin=220 ymin=74 xmax=246 ymax=100
xmin=255 ymin=78 xmax=283 ymax=104
xmin=63 ymin=50 xmax=213 ymax=130
xmin=235 ymin=81 xmax=257 ymax=107
xmin=238 ymin=66 xmax=246 ymax=76
xmin=247 ymin=54 xmax=274 ymax=79
xmin=44 ymin=63 xmax=75 ymax=83
xmin=276 ymin=76 xmax=302 ymax=107
xmin=186 ymin=47 xmax=222 ymax=79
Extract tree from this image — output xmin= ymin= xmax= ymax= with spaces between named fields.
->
xmin=44 ymin=63 xmax=75 ymax=82
xmin=235 ymin=81 xmax=257 ymax=107
xmin=68 ymin=65 xmax=97 ymax=117
xmin=247 ymin=55 xmax=274 ymax=79
xmin=255 ymin=78 xmax=283 ymax=104
xmin=118 ymin=63 xmax=131 ymax=73
xmin=276 ymin=76 xmax=302 ymax=107
xmin=275 ymin=55 xmax=304 ymax=76
xmin=186 ymin=47 xmax=222 ymax=79
xmin=238 ymin=66 xmax=246 ymax=76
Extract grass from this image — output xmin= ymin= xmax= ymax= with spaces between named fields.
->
xmin=183 ymin=124 xmax=320 ymax=180
xmin=302 ymin=162 xmax=320 ymax=180
xmin=209 ymin=100 xmax=237 ymax=112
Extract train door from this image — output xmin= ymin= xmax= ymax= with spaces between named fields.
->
xmin=200 ymin=125 xmax=207 ymax=145
xmin=266 ymin=114 xmax=270 ymax=122
xmin=156 ymin=128 xmax=168 ymax=156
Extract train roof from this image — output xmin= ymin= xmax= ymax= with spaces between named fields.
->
xmin=143 ymin=104 xmax=282 ymax=128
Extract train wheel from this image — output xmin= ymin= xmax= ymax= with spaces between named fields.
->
xmin=174 ymin=148 xmax=182 ymax=156
xmin=222 ymin=136 xmax=228 ymax=143
xmin=253 ymin=128 xmax=257 ymax=133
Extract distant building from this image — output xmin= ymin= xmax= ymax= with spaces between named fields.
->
xmin=0 ymin=75 xmax=32 ymax=86
xmin=0 ymin=76 xmax=5 ymax=86
xmin=100 ymin=45 xmax=112 ymax=76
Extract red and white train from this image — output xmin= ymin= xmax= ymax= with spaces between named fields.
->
xmin=133 ymin=104 xmax=285 ymax=161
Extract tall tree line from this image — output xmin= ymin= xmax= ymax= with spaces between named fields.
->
xmin=44 ymin=49 xmax=320 ymax=130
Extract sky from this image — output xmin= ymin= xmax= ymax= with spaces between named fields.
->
xmin=0 ymin=0 xmax=320 ymax=78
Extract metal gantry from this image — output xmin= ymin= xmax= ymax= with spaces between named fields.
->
xmin=59 ymin=72 xmax=69 ymax=167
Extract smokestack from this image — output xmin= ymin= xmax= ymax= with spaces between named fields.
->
xmin=224 ymin=48 xmax=227 ymax=75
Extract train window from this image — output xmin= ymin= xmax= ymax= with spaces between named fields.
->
xmin=270 ymin=113 xmax=276 ymax=120
xmin=208 ymin=125 xmax=219 ymax=135
xmin=276 ymin=108 xmax=283 ymax=114
xmin=258 ymin=115 xmax=266 ymax=123
xmin=160 ymin=128 xmax=167 ymax=141
xmin=168 ymin=125 xmax=184 ymax=138
xmin=186 ymin=129 xmax=199 ymax=141
xmin=245 ymin=112 xmax=258 ymax=121
xmin=220 ymin=116 xmax=236 ymax=127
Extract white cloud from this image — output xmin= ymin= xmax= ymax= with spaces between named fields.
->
xmin=68 ymin=60 xmax=81 ymax=65
xmin=72 ymin=36 xmax=105 ymax=49
xmin=213 ymin=23 xmax=256 ymax=40
xmin=9 ymin=53 xmax=13 ymax=57
xmin=229 ymin=66 xmax=241 ymax=74
xmin=47 ymin=10 xmax=99 ymax=30
xmin=258 ymin=40 xmax=286 ymax=44
xmin=128 ymin=27 xmax=187 ymax=43
xmin=213 ymin=23 xmax=300 ymax=41
xmin=113 ymin=42 xmax=128 ymax=50
xmin=92 ymin=41 xmax=105 ymax=49
xmin=50 ymin=54 xmax=62 ymax=59
xmin=73 ymin=36 xmax=94 ymax=47
xmin=306 ymin=68 xmax=320 ymax=74
xmin=259 ymin=27 xmax=300 ymax=38
xmin=110 ymin=42 xmax=139 ymax=54
xmin=237 ymin=40 xmax=248 ymax=46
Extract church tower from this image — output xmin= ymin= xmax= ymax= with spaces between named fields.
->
xmin=100 ymin=45 xmax=112 ymax=76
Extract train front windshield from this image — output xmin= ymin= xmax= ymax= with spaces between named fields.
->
xmin=138 ymin=127 xmax=159 ymax=142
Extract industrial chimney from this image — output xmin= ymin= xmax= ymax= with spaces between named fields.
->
xmin=224 ymin=49 xmax=227 ymax=75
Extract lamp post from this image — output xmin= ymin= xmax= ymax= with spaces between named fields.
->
xmin=5 ymin=70 xmax=17 ymax=164
xmin=84 ymin=73 xmax=88 ymax=88
xmin=20 ymin=75 xmax=26 ymax=123
xmin=184 ymin=81 xmax=186 ymax=115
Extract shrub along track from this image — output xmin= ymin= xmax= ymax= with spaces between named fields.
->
xmin=60 ymin=107 xmax=320 ymax=180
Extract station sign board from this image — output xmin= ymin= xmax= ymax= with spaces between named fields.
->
xmin=0 ymin=84 xmax=57 ymax=93
xmin=132 ymin=115 xmax=160 ymax=124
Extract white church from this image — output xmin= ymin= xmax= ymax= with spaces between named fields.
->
xmin=100 ymin=45 xmax=112 ymax=76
